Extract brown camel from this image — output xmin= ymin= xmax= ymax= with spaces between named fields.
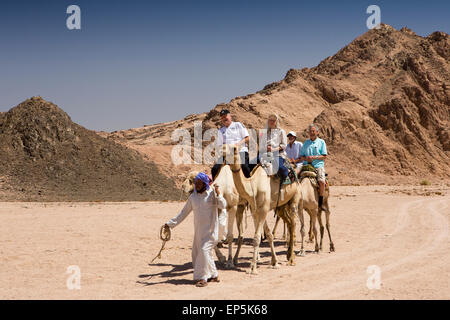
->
xmin=230 ymin=145 xmax=301 ymax=274
xmin=297 ymin=171 xmax=335 ymax=256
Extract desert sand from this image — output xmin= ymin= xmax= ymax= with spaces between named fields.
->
xmin=1 ymin=185 xmax=448 ymax=300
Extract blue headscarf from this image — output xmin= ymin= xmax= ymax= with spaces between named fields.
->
xmin=194 ymin=172 xmax=210 ymax=193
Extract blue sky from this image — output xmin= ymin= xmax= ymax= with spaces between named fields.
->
xmin=1 ymin=0 xmax=448 ymax=131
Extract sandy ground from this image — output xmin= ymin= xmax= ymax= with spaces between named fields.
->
xmin=0 ymin=185 xmax=449 ymax=300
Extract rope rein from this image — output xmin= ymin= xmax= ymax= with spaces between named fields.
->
xmin=150 ymin=224 xmax=171 ymax=264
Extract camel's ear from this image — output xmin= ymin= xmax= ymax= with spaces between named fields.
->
xmin=222 ymin=144 xmax=228 ymax=155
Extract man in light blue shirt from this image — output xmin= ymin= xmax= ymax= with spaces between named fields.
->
xmin=299 ymin=124 xmax=328 ymax=209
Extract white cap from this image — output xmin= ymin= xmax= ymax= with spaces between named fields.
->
xmin=287 ymin=131 xmax=297 ymax=137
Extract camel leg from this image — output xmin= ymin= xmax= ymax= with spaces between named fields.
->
xmin=317 ymin=208 xmax=325 ymax=251
xmin=272 ymin=215 xmax=281 ymax=237
xmin=307 ymin=218 xmax=314 ymax=243
xmin=250 ymin=214 xmax=262 ymax=262
xmin=297 ymin=205 xmax=306 ymax=257
xmin=284 ymin=205 xmax=296 ymax=266
xmin=247 ymin=215 xmax=262 ymax=274
xmin=263 ymin=220 xmax=279 ymax=268
xmin=324 ymin=200 xmax=335 ymax=252
xmin=283 ymin=221 xmax=288 ymax=248
xmin=225 ymin=206 xmax=237 ymax=268
xmin=310 ymin=210 xmax=320 ymax=253
xmin=214 ymin=246 xmax=226 ymax=264
xmin=233 ymin=204 xmax=246 ymax=265
xmin=255 ymin=220 xmax=268 ymax=263
xmin=247 ymin=209 xmax=269 ymax=274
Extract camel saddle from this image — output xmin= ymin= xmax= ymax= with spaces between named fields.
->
xmin=299 ymin=166 xmax=329 ymax=190
xmin=257 ymin=160 xmax=297 ymax=186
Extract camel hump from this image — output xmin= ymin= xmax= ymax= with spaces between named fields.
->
xmin=299 ymin=171 xmax=330 ymax=191
xmin=300 ymin=171 xmax=317 ymax=178
xmin=249 ymin=164 xmax=261 ymax=177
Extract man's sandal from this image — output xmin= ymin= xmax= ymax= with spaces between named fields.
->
xmin=195 ymin=280 xmax=208 ymax=287
xmin=207 ymin=277 xmax=220 ymax=283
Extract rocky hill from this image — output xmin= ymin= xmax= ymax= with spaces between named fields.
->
xmin=102 ymin=24 xmax=449 ymax=186
xmin=0 ymin=97 xmax=180 ymax=201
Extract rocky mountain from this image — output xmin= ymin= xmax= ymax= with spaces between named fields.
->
xmin=0 ymin=97 xmax=180 ymax=201
xmin=102 ymin=24 xmax=449 ymax=186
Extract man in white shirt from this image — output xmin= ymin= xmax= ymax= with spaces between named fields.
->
xmin=286 ymin=131 xmax=303 ymax=171
xmin=212 ymin=109 xmax=251 ymax=178
xmin=164 ymin=172 xmax=227 ymax=287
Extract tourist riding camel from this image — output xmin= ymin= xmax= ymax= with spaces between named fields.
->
xmin=212 ymin=109 xmax=251 ymax=179
xmin=272 ymin=130 xmax=303 ymax=238
xmin=258 ymin=113 xmax=289 ymax=182
xmin=286 ymin=131 xmax=303 ymax=174
xmin=299 ymin=124 xmax=328 ymax=210
xmin=164 ymin=172 xmax=227 ymax=287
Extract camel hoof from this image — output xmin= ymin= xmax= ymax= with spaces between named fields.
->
xmin=232 ymin=259 xmax=238 ymax=266
xmin=225 ymin=261 xmax=235 ymax=269
xmin=246 ymin=268 xmax=258 ymax=275
xmin=297 ymin=250 xmax=306 ymax=257
xmin=271 ymin=263 xmax=280 ymax=269
xmin=287 ymin=260 xmax=296 ymax=266
xmin=330 ymin=244 xmax=335 ymax=252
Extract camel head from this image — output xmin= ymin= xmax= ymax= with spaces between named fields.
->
xmin=225 ymin=144 xmax=241 ymax=171
xmin=219 ymin=144 xmax=233 ymax=164
xmin=181 ymin=170 xmax=199 ymax=195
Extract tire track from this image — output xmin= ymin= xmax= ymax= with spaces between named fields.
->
xmin=298 ymin=198 xmax=449 ymax=299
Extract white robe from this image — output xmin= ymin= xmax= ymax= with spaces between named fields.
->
xmin=166 ymin=188 xmax=227 ymax=281
xmin=218 ymin=209 xmax=228 ymax=242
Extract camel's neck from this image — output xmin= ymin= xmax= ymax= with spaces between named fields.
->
xmin=301 ymin=177 xmax=315 ymax=190
xmin=300 ymin=177 xmax=318 ymax=204
xmin=231 ymin=166 xmax=255 ymax=201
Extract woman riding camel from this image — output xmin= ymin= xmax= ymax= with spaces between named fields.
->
xmin=259 ymin=113 xmax=289 ymax=181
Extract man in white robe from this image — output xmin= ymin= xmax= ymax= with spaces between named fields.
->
xmin=165 ymin=172 xmax=227 ymax=287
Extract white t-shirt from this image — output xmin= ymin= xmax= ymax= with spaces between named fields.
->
xmin=286 ymin=141 xmax=303 ymax=167
xmin=216 ymin=121 xmax=249 ymax=153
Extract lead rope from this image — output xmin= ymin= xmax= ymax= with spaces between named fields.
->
xmin=211 ymin=182 xmax=221 ymax=220
xmin=150 ymin=225 xmax=171 ymax=264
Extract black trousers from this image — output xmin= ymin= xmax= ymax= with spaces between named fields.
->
xmin=212 ymin=151 xmax=251 ymax=179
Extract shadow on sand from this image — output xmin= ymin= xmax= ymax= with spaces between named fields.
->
xmin=138 ymin=237 xmax=295 ymax=285
xmin=137 ymin=262 xmax=193 ymax=286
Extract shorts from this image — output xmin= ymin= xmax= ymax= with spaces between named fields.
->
xmin=317 ymin=167 xmax=326 ymax=182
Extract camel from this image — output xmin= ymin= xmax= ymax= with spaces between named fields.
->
xmin=229 ymin=145 xmax=301 ymax=274
xmin=297 ymin=170 xmax=335 ymax=256
xmin=181 ymin=167 xmax=246 ymax=268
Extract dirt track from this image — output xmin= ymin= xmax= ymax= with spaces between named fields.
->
xmin=0 ymin=185 xmax=448 ymax=299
